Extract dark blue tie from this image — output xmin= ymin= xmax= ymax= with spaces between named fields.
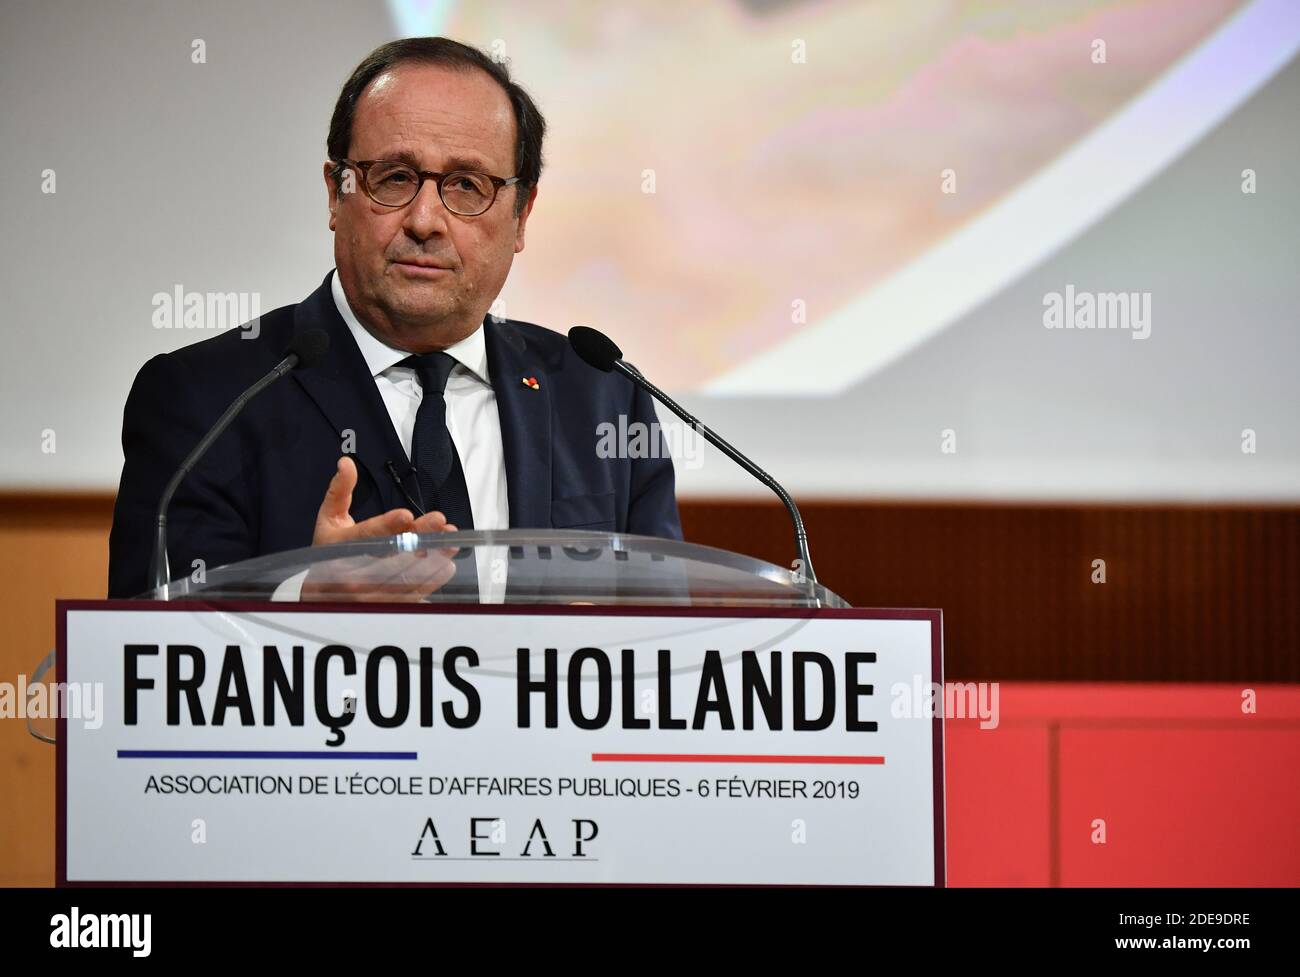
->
xmin=406 ymin=352 xmax=475 ymax=531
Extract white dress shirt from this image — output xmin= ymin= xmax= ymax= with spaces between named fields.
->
xmin=273 ymin=274 xmax=509 ymax=601
xmin=330 ymin=272 xmax=509 ymax=531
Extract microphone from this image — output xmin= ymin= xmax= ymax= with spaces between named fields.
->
xmin=568 ymin=325 xmax=818 ymax=585
xmin=147 ymin=329 xmax=331 ymax=594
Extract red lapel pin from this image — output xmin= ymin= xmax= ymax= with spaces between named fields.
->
xmin=522 ymin=376 xmax=540 ymax=390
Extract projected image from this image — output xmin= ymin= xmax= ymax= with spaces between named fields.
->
xmin=393 ymin=0 xmax=1250 ymax=391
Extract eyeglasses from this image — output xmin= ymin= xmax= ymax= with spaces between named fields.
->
xmin=335 ymin=158 xmax=520 ymax=216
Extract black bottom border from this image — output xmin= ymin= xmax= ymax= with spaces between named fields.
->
xmin=1 ymin=885 xmax=1292 ymax=964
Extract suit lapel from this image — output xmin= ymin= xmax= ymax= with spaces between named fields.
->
xmin=291 ymin=273 xmax=410 ymax=517
xmin=486 ymin=318 xmax=552 ymax=528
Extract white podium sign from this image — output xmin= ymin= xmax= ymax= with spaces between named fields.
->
xmin=58 ymin=602 xmax=943 ymax=886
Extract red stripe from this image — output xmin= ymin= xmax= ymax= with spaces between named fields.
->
xmin=591 ymin=753 xmax=885 ymax=764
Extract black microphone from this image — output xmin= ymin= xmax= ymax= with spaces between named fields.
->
xmin=147 ymin=329 xmax=331 ymax=594
xmin=568 ymin=325 xmax=818 ymax=585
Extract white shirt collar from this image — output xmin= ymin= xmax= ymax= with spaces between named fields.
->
xmin=330 ymin=270 xmax=490 ymax=383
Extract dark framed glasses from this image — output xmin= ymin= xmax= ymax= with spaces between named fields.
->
xmin=335 ymin=158 xmax=520 ymax=216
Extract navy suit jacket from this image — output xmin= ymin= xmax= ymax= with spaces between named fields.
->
xmin=107 ymin=272 xmax=681 ymax=598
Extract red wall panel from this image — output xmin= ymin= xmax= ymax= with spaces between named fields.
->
xmin=943 ymin=683 xmax=1300 ymax=887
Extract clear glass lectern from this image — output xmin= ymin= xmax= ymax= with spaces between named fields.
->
xmin=145 ymin=530 xmax=848 ymax=608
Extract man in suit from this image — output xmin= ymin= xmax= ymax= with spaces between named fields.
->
xmin=108 ymin=37 xmax=681 ymax=599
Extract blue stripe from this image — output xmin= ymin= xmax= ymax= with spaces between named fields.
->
xmin=117 ymin=750 xmax=417 ymax=760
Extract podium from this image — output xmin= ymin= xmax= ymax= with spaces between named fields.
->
xmin=141 ymin=528 xmax=847 ymax=606
xmin=55 ymin=531 xmax=944 ymax=886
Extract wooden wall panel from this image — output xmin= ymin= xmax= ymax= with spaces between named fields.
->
xmin=0 ymin=494 xmax=112 ymax=886
xmin=679 ymin=500 xmax=1300 ymax=682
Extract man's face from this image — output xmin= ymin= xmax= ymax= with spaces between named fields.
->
xmin=326 ymin=62 xmax=537 ymax=352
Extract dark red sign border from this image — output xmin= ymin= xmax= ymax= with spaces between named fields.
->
xmin=56 ymin=599 xmax=944 ymax=888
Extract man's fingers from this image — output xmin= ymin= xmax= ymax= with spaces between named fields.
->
xmin=317 ymin=457 xmax=358 ymax=525
xmin=423 ymin=556 xmax=458 ymax=594
xmin=348 ymin=507 xmax=417 ymax=540
xmin=300 ymin=551 xmax=455 ymax=601
xmin=313 ymin=469 xmax=461 ymax=550
xmin=410 ymin=510 xmax=450 ymax=534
